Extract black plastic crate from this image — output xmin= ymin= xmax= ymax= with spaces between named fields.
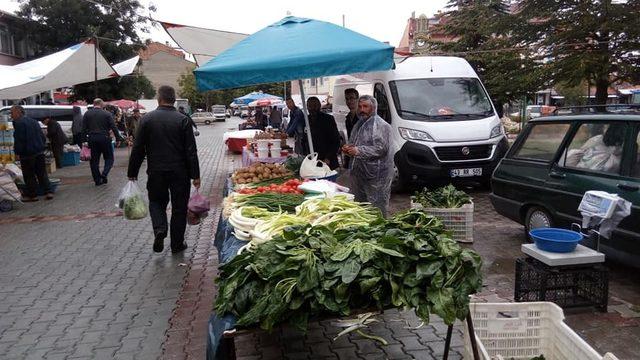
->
xmin=514 ymin=257 xmax=608 ymax=312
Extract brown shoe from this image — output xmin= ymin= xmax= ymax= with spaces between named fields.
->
xmin=45 ymin=193 xmax=54 ymax=200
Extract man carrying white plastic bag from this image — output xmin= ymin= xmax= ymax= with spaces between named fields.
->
xmin=126 ymin=86 xmax=201 ymax=254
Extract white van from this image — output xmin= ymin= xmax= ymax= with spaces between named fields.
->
xmin=0 ymin=105 xmax=88 ymax=139
xmin=332 ymin=56 xmax=508 ymax=189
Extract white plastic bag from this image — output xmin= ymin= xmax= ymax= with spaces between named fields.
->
xmin=300 ymin=153 xmax=333 ymax=178
xmin=118 ymin=180 xmax=148 ymax=220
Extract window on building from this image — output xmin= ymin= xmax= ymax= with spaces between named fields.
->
xmin=0 ymin=25 xmax=14 ymax=55
xmin=310 ymin=78 xmax=316 ymax=87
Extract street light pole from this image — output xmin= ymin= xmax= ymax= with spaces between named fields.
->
xmin=93 ymin=35 xmax=98 ymax=100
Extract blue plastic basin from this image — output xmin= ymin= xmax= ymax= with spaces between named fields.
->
xmin=530 ymin=228 xmax=583 ymax=253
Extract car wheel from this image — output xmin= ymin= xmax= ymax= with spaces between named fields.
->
xmin=205 ymin=120 xmax=211 ymax=125
xmin=391 ymin=165 xmax=409 ymax=193
xmin=524 ymin=206 xmax=553 ymax=241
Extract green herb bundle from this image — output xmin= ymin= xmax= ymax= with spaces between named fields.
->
xmin=412 ymin=184 xmax=471 ymax=209
xmin=215 ymin=210 xmax=482 ymax=332
xmin=233 ymin=193 xmax=305 ymax=213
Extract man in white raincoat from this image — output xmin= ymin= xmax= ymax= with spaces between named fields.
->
xmin=342 ymin=95 xmax=393 ymax=217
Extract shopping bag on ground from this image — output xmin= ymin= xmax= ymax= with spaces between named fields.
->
xmin=80 ymin=144 xmax=91 ymax=161
xmin=119 ymin=180 xmax=148 ymax=220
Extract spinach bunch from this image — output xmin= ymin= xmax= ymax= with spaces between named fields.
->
xmin=412 ymin=184 xmax=472 ymax=209
xmin=215 ymin=210 xmax=482 ymax=332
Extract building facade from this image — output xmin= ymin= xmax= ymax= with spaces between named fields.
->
xmin=397 ymin=12 xmax=456 ymax=55
xmin=138 ymin=42 xmax=195 ymax=98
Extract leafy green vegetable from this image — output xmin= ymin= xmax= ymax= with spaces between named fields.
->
xmin=284 ymin=156 xmax=304 ymax=176
xmin=412 ymin=184 xmax=471 ymax=209
xmin=215 ymin=210 xmax=483 ymax=331
xmin=123 ymin=194 xmax=148 ymax=220
xmin=234 ymin=193 xmax=305 ymax=212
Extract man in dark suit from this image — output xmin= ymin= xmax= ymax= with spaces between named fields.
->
xmin=128 ymin=86 xmax=200 ymax=254
xmin=82 ymin=98 xmax=124 ymax=185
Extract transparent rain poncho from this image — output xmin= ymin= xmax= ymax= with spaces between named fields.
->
xmin=348 ymin=95 xmax=394 ymax=217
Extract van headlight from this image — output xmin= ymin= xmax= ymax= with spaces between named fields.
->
xmin=399 ymin=127 xmax=434 ymax=142
xmin=490 ymin=124 xmax=504 ymax=138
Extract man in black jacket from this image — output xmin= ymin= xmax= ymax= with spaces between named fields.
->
xmin=11 ymin=105 xmax=53 ymax=201
xmin=127 ymin=86 xmax=201 ymax=254
xmin=82 ymin=98 xmax=124 ymax=185
xmin=307 ymin=97 xmax=340 ymax=169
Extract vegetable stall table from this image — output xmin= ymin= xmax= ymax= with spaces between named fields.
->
xmin=206 ymin=175 xmax=482 ymax=360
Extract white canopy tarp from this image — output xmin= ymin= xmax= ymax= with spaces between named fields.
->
xmin=161 ymin=21 xmax=247 ymax=66
xmin=112 ymin=55 xmax=139 ymax=76
xmin=0 ymin=41 xmax=117 ymax=100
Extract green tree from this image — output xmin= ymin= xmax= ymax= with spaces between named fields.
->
xmin=16 ymin=0 xmax=152 ymax=101
xmin=513 ymin=0 xmax=640 ymax=105
xmin=433 ymin=0 xmax=547 ymax=115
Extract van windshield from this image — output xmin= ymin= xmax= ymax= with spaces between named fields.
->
xmin=389 ymin=78 xmax=494 ymax=121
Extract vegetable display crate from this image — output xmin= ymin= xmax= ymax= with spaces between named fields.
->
xmin=463 ymin=302 xmax=618 ymax=360
xmin=411 ymin=201 xmax=473 ymax=243
xmin=61 ymin=151 xmax=80 ymax=167
xmin=514 ymin=257 xmax=608 ymax=312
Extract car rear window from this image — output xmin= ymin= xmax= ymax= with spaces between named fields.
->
xmin=514 ymin=123 xmax=571 ymax=162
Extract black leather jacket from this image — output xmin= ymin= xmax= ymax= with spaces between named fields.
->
xmin=127 ymin=106 xmax=200 ymax=179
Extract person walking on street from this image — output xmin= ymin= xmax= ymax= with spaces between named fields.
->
xmin=342 ymin=95 xmax=393 ymax=217
xmin=128 ymin=86 xmax=201 ymax=254
xmin=307 ymin=97 xmax=340 ymax=169
xmin=179 ymin=106 xmax=199 ymax=136
xmin=82 ymin=98 xmax=125 ymax=186
xmin=42 ymin=117 xmax=68 ymax=168
xmin=126 ymin=109 xmax=142 ymax=141
xmin=71 ymin=106 xmax=84 ymax=146
xmin=285 ymin=98 xmax=307 ymax=155
xmin=11 ymin=105 xmax=53 ymax=201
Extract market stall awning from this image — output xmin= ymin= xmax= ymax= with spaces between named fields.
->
xmin=0 ymin=40 xmax=117 ymax=100
xmin=232 ymin=91 xmax=282 ymax=105
xmin=161 ymin=21 xmax=247 ymax=66
xmin=112 ymin=55 xmax=139 ymax=76
xmin=194 ymin=16 xmax=395 ymax=91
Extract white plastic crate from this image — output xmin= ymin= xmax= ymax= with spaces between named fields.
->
xmin=463 ymin=302 xmax=618 ymax=360
xmin=411 ymin=200 xmax=473 ymax=243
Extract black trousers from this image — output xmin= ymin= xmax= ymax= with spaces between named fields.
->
xmin=20 ymin=153 xmax=51 ymax=198
xmin=147 ymin=171 xmax=190 ymax=249
xmin=51 ymin=142 xmax=64 ymax=168
xmin=88 ymin=134 xmax=114 ymax=184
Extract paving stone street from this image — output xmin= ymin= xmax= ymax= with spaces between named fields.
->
xmin=0 ymin=117 xmax=638 ymax=359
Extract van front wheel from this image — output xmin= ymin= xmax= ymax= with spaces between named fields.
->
xmin=391 ymin=166 xmax=409 ymax=193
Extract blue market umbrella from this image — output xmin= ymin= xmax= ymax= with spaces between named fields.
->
xmin=194 ymin=16 xmax=394 ymax=153
xmin=233 ymin=91 xmax=282 ymax=105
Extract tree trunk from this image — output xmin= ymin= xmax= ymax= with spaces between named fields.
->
xmin=594 ymin=79 xmax=609 ymax=108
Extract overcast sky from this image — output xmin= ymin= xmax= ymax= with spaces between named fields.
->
xmin=0 ymin=0 xmax=449 ymax=47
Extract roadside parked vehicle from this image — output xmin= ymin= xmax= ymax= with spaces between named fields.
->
xmin=0 ymin=105 xmax=88 ymax=139
xmin=526 ymin=105 xmax=556 ymax=119
xmin=191 ymin=112 xmax=216 ymax=125
xmin=212 ymin=105 xmax=226 ymax=122
xmin=240 ymin=106 xmax=250 ymax=118
xmin=332 ymin=56 xmax=508 ymax=190
xmin=491 ymin=105 xmax=640 ymax=266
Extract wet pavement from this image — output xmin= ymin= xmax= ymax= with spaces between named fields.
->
xmin=0 ymin=116 xmax=638 ymax=359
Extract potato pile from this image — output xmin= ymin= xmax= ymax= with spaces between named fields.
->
xmin=232 ymin=163 xmax=291 ymax=185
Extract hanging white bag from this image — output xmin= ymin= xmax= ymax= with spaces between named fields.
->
xmin=299 ymin=152 xmax=332 ymax=178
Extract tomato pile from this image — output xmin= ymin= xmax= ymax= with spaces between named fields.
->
xmin=237 ymin=179 xmax=304 ymax=195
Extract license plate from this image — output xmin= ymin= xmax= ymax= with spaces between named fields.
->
xmin=450 ymin=168 xmax=482 ymax=177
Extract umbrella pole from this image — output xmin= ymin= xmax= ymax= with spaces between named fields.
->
xmin=298 ymin=79 xmax=314 ymax=154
